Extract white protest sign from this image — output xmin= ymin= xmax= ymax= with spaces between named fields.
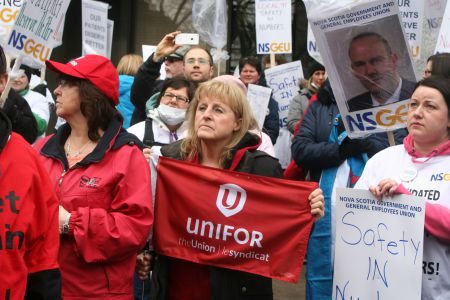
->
xmin=425 ymin=0 xmax=447 ymax=33
xmin=307 ymin=23 xmax=323 ymax=64
xmin=82 ymin=0 xmax=108 ymax=57
xmin=142 ymin=45 xmax=166 ymax=79
xmin=435 ymin=1 xmax=450 ymax=52
xmin=0 ymin=0 xmax=22 ymax=43
xmin=4 ymin=0 xmax=70 ymax=68
xmin=399 ymin=0 xmax=425 ymax=59
xmin=333 ymin=188 xmax=424 ymax=300
xmin=106 ymin=19 xmax=113 ymax=59
xmin=247 ymin=84 xmax=272 ymax=130
xmin=255 ymin=0 xmax=292 ymax=54
xmin=307 ymin=0 xmax=417 ymax=139
xmin=264 ymin=60 xmax=303 ymax=168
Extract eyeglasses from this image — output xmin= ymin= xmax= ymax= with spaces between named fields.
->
xmin=164 ymin=57 xmax=183 ymax=63
xmin=162 ymin=92 xmax=189 ymax=103
xmin=185 ymin=58 xmax=210 ymax=66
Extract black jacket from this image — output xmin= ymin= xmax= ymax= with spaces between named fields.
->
xmin=130 ymin=54 xmax=165 ymax=125
xmin=1 ymin=89 xmax=37 ymax=143
xmin=152 ymin=133 xmax=283 ymax=300
xmin=291 ymin=81 xmax=407 ymax=182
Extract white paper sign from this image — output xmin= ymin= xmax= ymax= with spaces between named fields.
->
xmin=247 ymin=84 xmax=272 ymax=130
xmin=4 ymin=0 xmax=71 ymax=68
xmin=82 ymin=0 xmax=108 ymax=57
xmin=142 ymin=45 xmax=166 ymax=80
xmin=255 ymin=0 xmax=292 ymax=54
xmin=106 ymin=19 xmax=113 ymax=59
xmin=307 ymin=0 xmax=417 ymax=138
xmin=333 ymin=188 xmax=425 ymax=300
xmin=0 ymin=0 xmax=22 ymax=43
xmin=264 ymin=60 xmax=303 ymax=168
xmin=307 ymin=23 xmax=323 ymax=64
xmin=435 ymin=1 xmax=450 ymax=52
xmin=399 ymin=0 xmax=425 ymax=59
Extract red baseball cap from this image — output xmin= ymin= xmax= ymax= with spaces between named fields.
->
xmin=46 ymin=54 xmax=119 ymax=105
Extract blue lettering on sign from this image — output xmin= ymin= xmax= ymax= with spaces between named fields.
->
xmin=346 ymin=113 xmax=377 ymax=132
xmin=335 ymin=280 xmax=381 ymax=300
xmin=340 ymin=211 xmax=421 ymax=263
xmin=308 ymin=40 xmax=317 ymax=52
xmin=258 ymin=43 xmax=269 ymax=53
xmin=367 ymin=256 xmax=389 ymax=287
xmin=7 ymin=29 xmax=26 ymax=50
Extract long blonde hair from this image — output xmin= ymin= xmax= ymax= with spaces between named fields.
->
xmin=181 ymin=80 xmax=254 ymax=168
xmin=117 ymin=54 xmax=143 ymax=76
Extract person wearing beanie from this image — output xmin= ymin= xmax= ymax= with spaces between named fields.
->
xmin=10 ymin=61 xmax=49 ymax=137
xmin=34 ymin=54 xmax=153 ymax=300
xmin=286 ymin=60 xmax=326 ymax=134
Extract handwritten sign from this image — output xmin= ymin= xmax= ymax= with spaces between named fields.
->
xmin=82 ymin=0 xmax=108 ymax=57
xmin=333 ymin=188 xmax=424 ymax=300
xmin=435 ymin=0 xmax=450 ymax=53
xmin=0 ymin=0 xmax=22 ymax=43
xmin=255 ymin=0 xmax=292 ymax=54
xmin=264 ymin=60 xmax=303 ymax=168
xmin=399 ymin=0 xmax=425 ymax=59
xmin=247 ymin=84 xmax=272 ymax=130
xmin=4 ymin=0 xmax=70 ymax=68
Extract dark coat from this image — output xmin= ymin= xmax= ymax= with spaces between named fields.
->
xmin=347 ymin=79 xmax=416 ymax=112
xmin=291 ymin=81 xmax=407 ymax=182
xmin=130 ymin=53 xmax=165 ymax=125
xmin=152 ymin=133 xmax=283 ymax=300
xmin=1 ymin=89 xmax=37 ymax=143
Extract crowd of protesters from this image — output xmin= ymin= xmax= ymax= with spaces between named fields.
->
xmin=1 ymin=27 xmax=449 ymax=300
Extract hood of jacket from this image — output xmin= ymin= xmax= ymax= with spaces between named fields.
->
xmin=403 ymin=134 xmax=450 ymax=163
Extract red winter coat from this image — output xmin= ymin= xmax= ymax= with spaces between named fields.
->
xmin=34 ymin=117 xmax=153 ymax=300
xmin=0 ymin=132 xmax=60 ymax=300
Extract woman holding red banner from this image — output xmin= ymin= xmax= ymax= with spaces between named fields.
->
xmin=142 ymin=80 xmax=324 ymax=300
xmin=355 ymin=76 xmax=450 ymax=299
xmin=34 ymin=54 xmax=153 ymax=300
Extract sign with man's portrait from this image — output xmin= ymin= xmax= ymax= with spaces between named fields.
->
xmin=307 ymin=0 xmax=418 ymax=138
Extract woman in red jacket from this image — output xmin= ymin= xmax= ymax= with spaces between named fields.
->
xmin=34 ymin=55 xmax=153 ymax=300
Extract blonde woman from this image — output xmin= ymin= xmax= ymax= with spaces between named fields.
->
xmin=117 ymin=54 xmax=143 ymax=128
xmin=144 ymin=80 xmax=324 ymax=299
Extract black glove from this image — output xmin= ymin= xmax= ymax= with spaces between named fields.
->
xmin=339 ymin=137 xmax=373 ymax=159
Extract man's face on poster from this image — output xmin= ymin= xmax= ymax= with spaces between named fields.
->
xmin=349 ymin=35 xmax=399 ymax=97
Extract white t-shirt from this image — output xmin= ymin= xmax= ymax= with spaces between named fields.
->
xmin=356 ymin=145 xmax=450 ymax=300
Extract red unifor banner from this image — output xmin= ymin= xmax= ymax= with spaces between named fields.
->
xmin=154 ymin=156 xmax=318 ymax=283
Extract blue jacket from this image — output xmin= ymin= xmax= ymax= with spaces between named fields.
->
xmin=117 ymin=75 xmax=136 ymax=129
xmin=291 ymin=81 xmax=407 ymax=182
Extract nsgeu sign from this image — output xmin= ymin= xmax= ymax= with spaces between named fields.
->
xmin=154 ymin=156 xmax=317 ymax=282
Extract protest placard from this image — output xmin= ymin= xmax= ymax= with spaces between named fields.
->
xmin=307 ymin=23 xmax=323 ymax=64
xmin=435 ymin=0 xmax=450 ymax=52
xmin=4 ymin=0 xmax=70 ymax=68
xmin=247 ymin=84 xmax=272 ymax=130
xmin=106 ymin=19 xmax=113 ymax=59
xmin=333 ymin=188 xmax=424 ymax=300
xmin=399 ymin=0 xmax=424 ymax=59
xmin=0 ymin=0 xmax=22 ymax=43
xmin=307 ymin=0 xmax=417 ymax=138
xmin=82 ymin=0 xmax=108 ymax=57
xmin=255 ymin=0 xmax=292 ymax=54
xmin=264 ymin=60 xmax=303 ymax=168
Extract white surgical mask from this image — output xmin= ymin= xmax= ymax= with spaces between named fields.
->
xmin=157 ymin=103 xmax=187 ymax=125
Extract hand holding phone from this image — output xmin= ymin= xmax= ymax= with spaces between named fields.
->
xmin=175 ymin=33 xmax=199 ymax=45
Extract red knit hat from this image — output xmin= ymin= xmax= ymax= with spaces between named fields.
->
xmin=46 ymin=54 xmax=119 ymax=104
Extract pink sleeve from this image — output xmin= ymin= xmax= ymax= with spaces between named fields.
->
xmin=395 ymin=184 xmax=450 ymax=242
xmin=424 ymin=203 xmax=450 ymax=243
